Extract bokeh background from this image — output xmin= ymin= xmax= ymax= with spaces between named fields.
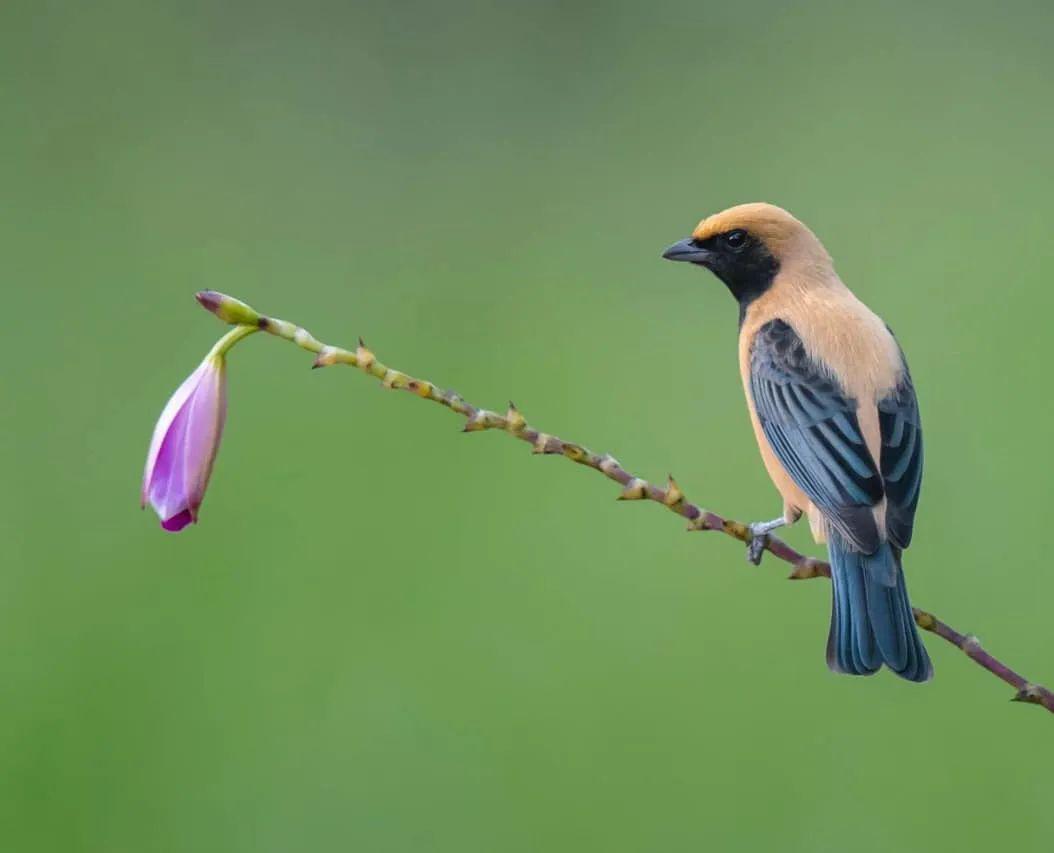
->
xmin=4 ymin=1 xmax=1054 ymax=850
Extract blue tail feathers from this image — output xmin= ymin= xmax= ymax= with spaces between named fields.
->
xmin=825 ymin=533 xmax=933 ymax=682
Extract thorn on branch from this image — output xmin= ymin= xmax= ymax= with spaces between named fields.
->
xmin=505 ymin=402 xmax=526 ymax=432
xmin=663 ymin=475 xmax=685 ymax=508
xmin=313 ymin=346 xmax=339 ymax=369
xmin=356 ymin=339 xmax=376 ymax=370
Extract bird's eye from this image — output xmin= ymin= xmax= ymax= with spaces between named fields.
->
xmin=725 ymin=230 xmax=747 ymax=249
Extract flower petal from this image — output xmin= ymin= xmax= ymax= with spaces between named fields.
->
xmin=148 ymin=397 xmax=193 ymax=523
xmin=182 ymin=358 xmax=227 ymax=514
xmin=161 ymin=509 xmax=194 ymax=532
xmin=141 ymin=361 xmax=209 ymax=506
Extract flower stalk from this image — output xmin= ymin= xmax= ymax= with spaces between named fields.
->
xmin=208 ymin=323 xmax=259 ymax=358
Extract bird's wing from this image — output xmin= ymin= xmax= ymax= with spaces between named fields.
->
xmin=877 ymin=344 xmax=923 ymax=549
xmin=749 ymin=319 xmax=884 ymax=552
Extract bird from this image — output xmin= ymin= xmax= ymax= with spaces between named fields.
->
xmin=662 ymin=203 xmax=932 ymax=682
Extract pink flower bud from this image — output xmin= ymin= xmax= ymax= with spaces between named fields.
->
xmin=195 ymin=291 xmax=261 ymax=326
xmin=141 ymin=355 xmax=228 ymax=532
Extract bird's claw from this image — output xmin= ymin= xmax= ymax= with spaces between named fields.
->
xmin=744 ymin=518 xmax=785 ymax=566
xmin=746 ymin=528 xmax=768 ymax=565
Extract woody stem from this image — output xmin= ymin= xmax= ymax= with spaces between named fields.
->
xmin=193 ymin=290 xmax=1054 ymax=715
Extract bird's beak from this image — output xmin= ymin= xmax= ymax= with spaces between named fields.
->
xmin=661 ymin=237 xmax=711 ymax=265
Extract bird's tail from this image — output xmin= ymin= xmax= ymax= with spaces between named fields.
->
xmin=825 ymin=532 xmax=932 ymax=682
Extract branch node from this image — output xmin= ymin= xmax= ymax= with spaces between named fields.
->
xmin=505 ymin=402 xmax=526 ymax=432
xmin=382 ymin=369 xmax=409 ymax=390
xmin=913 ymin=609 xmax=936 ymax=631
xmin=464 ymin=410 xmax=499 ymax=432
xmin=313 ymin=345 xmax=339 ymax=368
xmin=532 ymin=433 xmax=557 ymax=454
xmin=1012 ymin=684 xmax=1044 ymax=705
xmin=663 ymin=475 xmax=685 ymax=508
xmin=686 ymin=513 xmax=712 ymax=531
xmin=561 ymin=442 xmax=588 ymax=463
xmin=722 ymin=519 xmax=751 ymax=543
xmin=356 ymin=340 xmax=376 ymax=370
xmin=962 ymin=634 xmax=984 ymax=656
xmin=442 ymin=390 xmax=466 ymax=410
xmin=788 ymin=557 xmax=825 ymax=580
xmin=617 ymin=478 xmax=647 ymax=501
xmin=598 ymin=454 xmax=621 ymax=476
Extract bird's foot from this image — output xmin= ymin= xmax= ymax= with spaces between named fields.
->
xmin=745 ymin=517 xmax=786 ymax=566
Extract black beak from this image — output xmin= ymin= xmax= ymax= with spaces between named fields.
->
xmin=661 ymin=237 xmax=711 ymax=264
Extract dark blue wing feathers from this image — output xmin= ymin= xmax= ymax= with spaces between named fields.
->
xmin=749 ymin=319 xmax=923 ymax=551
xmin=749 ymin=320 xmax=883 ymax=551
xmin=878 ymin=357 xmax=923 ymax=549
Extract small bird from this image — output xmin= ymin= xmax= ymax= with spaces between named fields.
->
xmin=663 ymin=203 xmax=932 ymax=682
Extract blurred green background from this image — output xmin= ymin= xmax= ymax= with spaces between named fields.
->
xmin=3 ymin=0 xmax=1053 ymax=850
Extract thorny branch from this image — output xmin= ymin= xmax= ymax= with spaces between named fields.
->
xmin=195 ymin=290 xmax=1054 ymax=715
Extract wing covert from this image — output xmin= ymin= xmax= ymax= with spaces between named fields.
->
xmin=749 ymin=320 xmax=884 ymax=551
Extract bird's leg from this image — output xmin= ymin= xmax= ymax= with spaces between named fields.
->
xmin=745 ymin=517 xmax=786 ymax=566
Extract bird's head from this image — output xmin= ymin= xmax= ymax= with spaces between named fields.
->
xmin=662 ymin=202 xmax=830 ymax=306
